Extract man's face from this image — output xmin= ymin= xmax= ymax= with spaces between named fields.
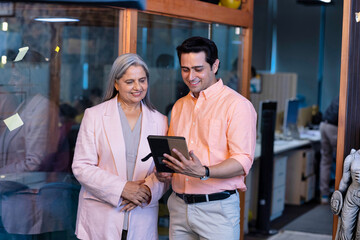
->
xmin=180 ymin=52 xmax=219 ymax=98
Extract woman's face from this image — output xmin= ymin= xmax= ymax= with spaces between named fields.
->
xmin=114 ymin=65 xmax=148 ymax=106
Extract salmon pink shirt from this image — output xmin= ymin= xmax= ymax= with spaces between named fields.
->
xmin=168 ymin=79 xmax=257 ymax=194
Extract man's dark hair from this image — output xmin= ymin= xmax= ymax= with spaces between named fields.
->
xmin=176 ymin=36 xmax=220 ymax=74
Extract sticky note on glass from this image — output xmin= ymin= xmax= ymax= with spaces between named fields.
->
xmin=3 ymin=113 xmax=24 ymax=131
xmin=14 ymin=46 xmax=29 ymax=62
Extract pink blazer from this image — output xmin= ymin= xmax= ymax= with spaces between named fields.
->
xmin=72 ymin=96 xmax=168 ymax=240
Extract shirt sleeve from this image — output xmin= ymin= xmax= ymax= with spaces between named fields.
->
xmin=227 ymin=99 xmax=257 ymax=176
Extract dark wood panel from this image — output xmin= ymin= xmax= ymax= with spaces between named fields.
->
xmin=345 ymin=0 xmax=360 ymax=153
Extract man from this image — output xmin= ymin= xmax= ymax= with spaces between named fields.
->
xmin=157 ymin=36 xmax=257 ymax=239
xmin=319 ymin=96 xmax=339 ymax=204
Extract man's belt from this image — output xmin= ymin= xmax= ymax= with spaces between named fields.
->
xmin=175 ymin=190 xmax=236 ymax=204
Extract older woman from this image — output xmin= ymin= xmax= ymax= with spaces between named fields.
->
xmin=72 ymin=53 xmax=168 ymax=240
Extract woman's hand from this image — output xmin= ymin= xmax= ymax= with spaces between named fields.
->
xmin=154 ymin=168 xmax=173 ymax=183
xmin=121 ymin=180 xmax=151 ymax=206
xmin=120 ymin=199 xmax=138 ymax=212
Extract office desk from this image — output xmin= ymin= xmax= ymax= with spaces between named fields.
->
xmin=244 ymin=135 xmax=320 ymax=233
xmin=254 ymin=138 xmax=316 ymax=159
xmin=0 ymin=172 xmax=80 ymax=235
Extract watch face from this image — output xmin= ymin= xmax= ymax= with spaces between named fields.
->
xmin=200 ymin=176 xmax=209 ymax=180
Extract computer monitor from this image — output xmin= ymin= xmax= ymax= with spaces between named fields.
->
xmin=283 ymin=98 xmax=300 ymax=139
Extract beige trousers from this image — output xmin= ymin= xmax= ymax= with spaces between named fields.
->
xmin=167 ymin=191 xmax=240 ymax=240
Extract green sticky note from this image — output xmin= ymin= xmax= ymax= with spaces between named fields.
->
xmin=3 ymin=113 xmax=24 ymax=131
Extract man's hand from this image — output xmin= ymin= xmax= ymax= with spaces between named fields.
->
xmin=121 ymin=180 xmax=151 ymax=206
xmin=163 ymin=149 xmax=205 ymax=178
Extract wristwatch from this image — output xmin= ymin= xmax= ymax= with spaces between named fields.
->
xmin=200 ymin=166 xmax=210 ymax=180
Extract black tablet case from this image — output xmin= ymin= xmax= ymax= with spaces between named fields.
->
xmin=147 ymin=135 xmax=189 ymax=173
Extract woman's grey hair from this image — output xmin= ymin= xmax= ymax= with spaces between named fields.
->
xmin=103 ymin=53 xmax=155 ymax=111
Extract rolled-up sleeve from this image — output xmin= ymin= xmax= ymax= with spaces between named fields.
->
xmin=227 ymin=100 xmax=257 ymax=176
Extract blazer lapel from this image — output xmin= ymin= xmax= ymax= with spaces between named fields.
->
xmin=103 ymin=96 xmax=126 ymax=178
xmin=132 ymin=103 xmax=157 ymax=181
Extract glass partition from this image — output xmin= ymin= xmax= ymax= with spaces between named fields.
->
xmin=137 ymin=12 xmax=209 ymax=116
xmin=212 ymin=23 xmax=244 ymax=91
xmin=0 ymin=4 xmax=246 ymax=239
xmin=137 ymin=12 xmax=244 ymax=117
xmin=0 ymin=3 xmax=119 ymax=239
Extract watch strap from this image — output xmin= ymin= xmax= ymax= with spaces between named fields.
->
xmin=200 ymin=166 xmax=210 ymax=180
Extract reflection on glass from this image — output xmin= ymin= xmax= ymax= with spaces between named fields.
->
xmin=137 ymin=13 xmax=209 ymax=116
xmin=0 ymin=3 xmax=119 ymax=239
xmin=212 ymin=24 xmax=244 ymax=91
xmin=137 ymin=14 xmax=245 ymax=117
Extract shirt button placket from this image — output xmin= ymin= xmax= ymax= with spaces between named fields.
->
xmin=189 ymin=102 xmax=197 ymax=148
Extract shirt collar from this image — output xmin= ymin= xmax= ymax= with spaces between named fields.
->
xmin=190 ymin=78 xmax=223 ymax=100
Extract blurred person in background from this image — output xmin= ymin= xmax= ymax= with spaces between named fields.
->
xmin=0 ymin=50 xmax=59 ymax=174
xmin=319 ymin=96 xmax=339 ymax=204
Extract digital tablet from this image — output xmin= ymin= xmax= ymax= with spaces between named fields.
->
xmin=146 ymin=135 xmax=189 ymax=173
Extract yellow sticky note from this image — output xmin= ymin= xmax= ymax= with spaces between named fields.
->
xmin=14 ymin=46 xmax=29 ymax=62
xmin=55 ymin=46 xmax=60 ymax=52
xmin=3 ymin=113 xmax=24 ymax=131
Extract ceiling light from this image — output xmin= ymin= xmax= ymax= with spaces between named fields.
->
xmin=1 ymin=56 xmax=7 ymax=65
xmin=297 ymin=0 xmax=332 ymax=5
xmin=34 ymin=17 xmax=80 ymax=23
xmin=2 ymin=22 xmax=8 ymax=31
